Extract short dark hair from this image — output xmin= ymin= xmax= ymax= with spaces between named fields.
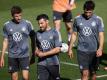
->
xmin=83 ymin=0 xmax=95 ymax=10
xmin=36 ymin=14 xmax=49 ymax=21
xmin=11 ymin=6 xmax=22 ymax=16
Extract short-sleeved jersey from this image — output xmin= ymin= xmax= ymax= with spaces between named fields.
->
xmin=73 ymin=14 xmax=104 ymax=52
xmin=53 ymin=0 xmax=76 ymax=12
xmin=3 ymin=19 xmax=33 ymax=58
xmin=36 ymin=28 xmax=62 ymax=66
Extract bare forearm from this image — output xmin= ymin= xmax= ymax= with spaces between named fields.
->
xmin=69 ymin=32 xmax=77 ymax=49
xmin=1 ymin=39 xmax=8 ymax=57
xmin=98 ymin=32 xmax=104 ymax=50
xmin=44 ymin=47 xmax=61 ymax=56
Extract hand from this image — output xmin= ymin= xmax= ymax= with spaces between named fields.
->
xmin=96 ymin=49 xmax=103 ymax=57
xmin=36 ymin=49 xmax=45 ymax=58
xmin=30 ymin=54 xmax=35 ymax=65
xmin=0 ymin=57 xmax=4 ymax=68
xmin=67 ymin=5 xmax=72 ymax=10
xmin=67 ymin=4 xmax=74 ymax=11
xmin=68 ymin=49 xmax=73 ymax=59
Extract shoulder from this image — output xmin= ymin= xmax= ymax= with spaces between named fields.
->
xmin=51 ymin=28 xmax=58 ymax=34
xmin=3 ymin=21 xmax=12 ymax=29
xmin=22 ymin=19 xmax=32 ymax=24
xmin=4 ymin=20 xmax=11 ymax=26
xmin=93 ymin=14 xmax=103 ymax=21
xmin=74 ymin=15 xmax=82 ymax=21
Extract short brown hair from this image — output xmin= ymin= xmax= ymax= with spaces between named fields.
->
xmin=11 ymin=6 xmax=22 ymax=16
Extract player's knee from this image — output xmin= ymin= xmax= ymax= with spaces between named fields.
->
xmin=12 ymin=76 xmax=18 ymax=80
xmin=82 ymin=70 xmax=89 ymax=77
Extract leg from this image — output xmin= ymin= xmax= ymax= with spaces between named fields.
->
xmin=22 ymin=70 xmax=29 ymax=80
xmin=81 ymin=70 xmax=89 ymax=80
xmin=53 ymin=11 xmax=62 ymax=31
xmin=77 ymin=51 xmax=90 ymax=80
xmin=65 ymin=22 xmax=73 ymax=42
xmin=89 ymin=53 xmax=97 ymax=80
xmin=19 ymin=57 xmax=29 ymax=80
xmin=53 ymin=11 xmax=63 ymax=41
xmin=8 ymin=57 xmax=19 ymax=80
xmin=63 ymin=11 xmax=74 ymax=44
xmin=37 ymin=65 xmax=49 ymax=80
xmin=48 ymin=65 xmax=60 ymax=80
xmin=90 ymin=72 xmax=96 ymax=80
xmin=11 ymin=72 xmax=18 ymax=80
xmin=54 ymin=20 xmax=61 ymax=31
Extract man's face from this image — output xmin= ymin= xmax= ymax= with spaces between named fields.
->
xmin=12 ymin=13 xmax=22 ymax=23
xmin=38 ymin=19 xmax=48 ymax=31
xmin=84 ymin=10 xmax=93 ymax=19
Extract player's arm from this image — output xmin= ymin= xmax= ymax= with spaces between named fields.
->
xmin=29 ymin=31 xmax=36 ymax=65
xmin=0 ymin=38 xmax=8 ymax=68
xmin=36 ymin=47 xmax=61 ymax=58
xmin=43 ymin=47 xmax=60 ymax=56
xmin=27 ymin=21 xmax=36 ymax=64
xmin=67 ymin=0 xmax=76 ymax=10
xmin=96 ymin=32 xmax=104 ymax=57
xmin=68 ymin=32 xmax=77 ymax=58
xmin=96 ymin=17 xmax=104 ymax=57
xmin=29 ymin=30 xmax=36 ymax=55
xmin=68 ymin=17 xmax=78 ymax=58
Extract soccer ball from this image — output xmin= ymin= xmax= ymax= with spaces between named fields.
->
xmin=61 ymin=43 xmax=68 ymax=53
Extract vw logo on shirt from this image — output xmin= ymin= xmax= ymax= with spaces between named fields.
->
xmin=82 ymin=27 xmax=92 ymax=36
xmin=13 ymin=32 xmax=22 ymax=42
xmin=41 ymin=40 xmax=50 ymax=49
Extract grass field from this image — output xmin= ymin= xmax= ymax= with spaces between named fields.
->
xmin=0 ymin=0 xmax=107 ymax=80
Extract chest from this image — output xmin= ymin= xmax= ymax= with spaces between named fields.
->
xmin=6 ymin=23 xmax=29 ymax=35
xmin=37 ymin=31 xmax=54 ymax=43
xmin=76 ymin=19 xmax=98 ymax=32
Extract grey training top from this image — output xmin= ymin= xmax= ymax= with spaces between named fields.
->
xmin=3 ymin=19 xmax=33 ymax=58
xmin=73 ymin=14 xmax=104 ymax=52
xmin=36 ymin=28 xmax=62 ymax=66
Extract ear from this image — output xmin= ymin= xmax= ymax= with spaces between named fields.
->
xmin=46 ymin=20 xmax=49 ymax=23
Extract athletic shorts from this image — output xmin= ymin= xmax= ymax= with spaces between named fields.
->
xmin=53 ymin=10 xmax=73 ymax=22
xmin=37 ymin=65 xmax=60 ymax=80
xmin=8 ymin=57 xmax=29 ymax=73
xmin=77 ymin=50 xmax=98 ymax=72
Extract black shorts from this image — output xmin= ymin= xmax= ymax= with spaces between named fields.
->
xmin=37 ymin=65 xmax=60 ymax=80
xmin=77 ymin=50 xmax=98 ymax=72
xmin=53 ymin=11 xmax=73 ymax=22
xmin=8 ymin=57 xmax=29 ymax=73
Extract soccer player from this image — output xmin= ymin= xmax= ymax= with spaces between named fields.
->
xmin=34 ymin=14 xmax=61 ymax=80
xmin=52 ymin=0 xmax=76 ymax=44
xmin=68 ymin=1 xmax=104 ymax=80
xmin=0 ymin=6 xmax=35 ymax=80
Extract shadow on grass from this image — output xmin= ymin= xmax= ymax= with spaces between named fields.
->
xmin=100 ymin=42 xmax=107 ymax=66
xmin=100 ymin=53 xmax=107 ymax=66
xmin=60 ymin=78 xmax=71 ymax=80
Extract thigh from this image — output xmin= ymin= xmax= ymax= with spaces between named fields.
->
xmin=53 ymin=11 xmax=63 ymax=21
xmin=48 ymin=65 xmax=60 ymax=80
xmin=19 ymin=57 xmax=29 ymax=70
xmin=63 ymin=10 xmax=73 ymax=22
xmin=22 ymin=70 xmax=29 ymax=80
xmin=37 ymin=65 xmax=49 ymax=80
xmin=89 ymin=52 xmax=97 ymax=72
xmin=8 ymin=57 xmax=19 ymax=73
xmin=77 ymin=50 xmax=90 ymax=71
